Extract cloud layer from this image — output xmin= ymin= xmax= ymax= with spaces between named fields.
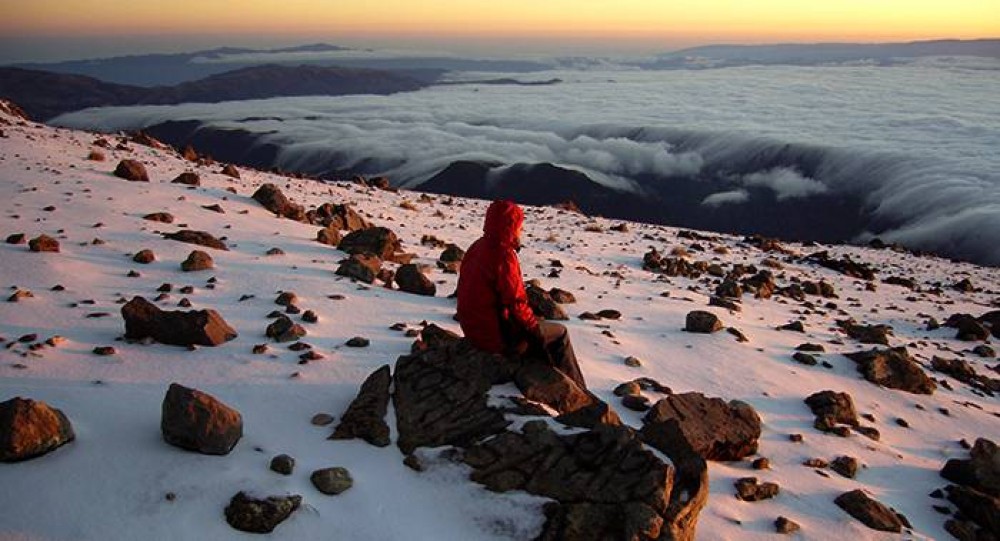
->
xmin=55 ymin=60 xmax=1000 ymax=265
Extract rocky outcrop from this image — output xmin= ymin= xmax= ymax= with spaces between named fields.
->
xmin=0 ymin=397 xmax=74 ymax=462
xmin=122 ymin=296 xmax=237 ymax=346
xmin=114 ymin=159 xmax=149 ymax=182
xmin=844 ymin=347 xmax=936 ymax=395
xmin=393 ymin=339 xmax=510 ymax=454
xmin=224 ymin=492 xmax=301 ymax=534
xmin=834 ymin=489 xmax=910 ymax=532
xmin=513 ymin=361 xmax=599 ymax=417
xmin=938 ymin=438 xmax=1000 ymax=539
xmin=252 ymin=183 xmax=306 ymax=222
xmin=941 ymin=438 xmax=1000 ymax=497
xmin=330 ymin=365 xmax=391 ymax=447
xmin=640 ymin=393 xmax=761 ymax=461
xmin=163 ymin=230 xmax=228 ymax=250
xmin=161 ymin=383 xmax=242 ymax=455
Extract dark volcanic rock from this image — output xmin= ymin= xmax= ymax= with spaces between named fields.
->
xmin=514 ymin=361 xmax=598 ymax=416
xmin=831 ymin=455 xmax=860 ymax=479
xmin=28 ymin=234 xmax=59 ymax=252
xmin=161 ymin=383 xmax=242 ymax=455
xmin=945 ymin=484 xmax=1000 ymax=538
xmin=804 ymin=390 xmax=859 ymax=428
xmin=549 ymin=287 xmax=577 ymax=304
xmin=270 ymin=454 xmax=295 ymax=475
xmin=466 ymin=420 xmax=708 ymax=541
xmin=220 ymin=164 xmax=240 ymax=178
xmin=932 ymin=357 xmax=1000 ymax=396
xmin=122 ymin=296 xmax=237 ymax=346
xmin=316 ymin=225 xmax=342 ymax=246
xmin=330 ymin=365 xmax=391 ymax=447
xmin=163 ymin=230 xmax=228 ymax=250
xmin=840 ymin=321 xmax=892 ymax=345
xmin=171 ymin=171 xmax=200 ymax=186
xmin=437 ymin=243 xmax=465 ymax=273
xmin=335 ymin=253 xmax=381 ymax=283
xmin=132 ymin=249 xmax=155 ymax=264
xmin=527 ymin=283 xmax=568 ymax=321
xmin=834 ymin=489 xmax=910 ymax=533
xmin=640 ymin=392 xmax=761 ymax=461
xmin=180 ymin=250 xmax=213 ymax=271
xmin=941 ymin=438 xmax=1000 ymax=497
xmin=684 ymin=311 xmax=723 ymax=334
xmin=307 ymin=203 xmax=372 ymax=231
xmin=803 ymin=251 xmax=876 ymax=280
xmin=395 ymin=264 xmax=436 ymax=296
xmin=310 ymin=467 xmax=353 ymax=495
xmin=143 ymin=212 xmax=174 ymax=223
xmin=338 ymin=227 xmax=401 ymax=260
xmin=844 ymin=347 xmax=936 ymax=395
xmin=0 ymin=397 xmax=75 ymax=462
xmin=392 ymin=339 xmax=510 ymax=454
xmin=265 ymin=315 xmax=306 ymax=342
xmin=734 ymin=477 xmax=780 ymax=501
xmin=252 ymin=183 xmax=306 ymax=222
xmin=946 ymin=314 xmax=991 ymax=342
xmin=114 ymin=159 xmax=149 ymax=182
xmin=224 ymin=492 xmax=301 ymax=534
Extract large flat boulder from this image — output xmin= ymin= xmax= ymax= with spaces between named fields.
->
xmin=0 ymin=397 xmax=74 ymax=462
xmin=640 ymin=392 xmax=761 ymax=461
xmin=122 ymin=296 xmax=237 ymax=347
xmin=834 ymin=489 xmax=910 ymax=533
xmin=162 ymin=230 xmax=228 ymax=251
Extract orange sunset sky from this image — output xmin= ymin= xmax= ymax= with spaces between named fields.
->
xmin=2 ymin=0 xmax=998 ymax=60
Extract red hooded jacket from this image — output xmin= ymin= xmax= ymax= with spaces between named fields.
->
xmin=457 ymin=200 xmax=539 ymax=353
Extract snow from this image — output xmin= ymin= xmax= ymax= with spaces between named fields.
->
xmin=1 ymin=110 xmax=998 ymax=540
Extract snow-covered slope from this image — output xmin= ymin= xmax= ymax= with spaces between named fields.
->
xmin=0 ymin=107 xmax=997 ymax=540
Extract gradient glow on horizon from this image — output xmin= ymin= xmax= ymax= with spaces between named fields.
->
xmin=5 ymin=0 xmax=999 ymax=46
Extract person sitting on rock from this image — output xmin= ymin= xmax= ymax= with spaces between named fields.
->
xmin=457 ymin=200 xmax=587 ymax=389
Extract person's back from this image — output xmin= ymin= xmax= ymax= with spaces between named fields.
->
xmin=456 ymin=200 xmax=536 ymax=354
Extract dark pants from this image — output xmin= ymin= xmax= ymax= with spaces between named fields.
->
xmin=535 ymin=321 xmax=587 ymax=390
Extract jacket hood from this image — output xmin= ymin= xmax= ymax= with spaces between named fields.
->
xmin=483 ymin=200 xmax=523 ymax=248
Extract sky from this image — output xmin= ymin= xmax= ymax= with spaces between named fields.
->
xmin=1 ymin=0 xmax=998 ymax=62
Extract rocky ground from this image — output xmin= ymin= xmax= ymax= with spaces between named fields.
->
xmin=0 ymin=100 xmax=998 ymax=540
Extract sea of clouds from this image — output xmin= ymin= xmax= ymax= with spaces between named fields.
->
xmin=56 ymin=59 xmax=1000 ymax=265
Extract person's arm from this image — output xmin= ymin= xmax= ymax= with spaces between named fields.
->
xmin=498 ymin=248 xmax=540 ymax=338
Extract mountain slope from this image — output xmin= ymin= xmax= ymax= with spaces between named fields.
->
xmin=1 ymin=104 xmax=998 ymax=540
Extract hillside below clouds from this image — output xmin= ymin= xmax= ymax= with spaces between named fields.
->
xmin=0 ymin=64 xmax=429 ymax=121
xmin=1 ymin=101 xmax=1000 ymax=541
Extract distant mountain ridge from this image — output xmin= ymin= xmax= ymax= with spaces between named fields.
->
xmin=0 ymin=64 xmax=429 ymax=121
xmin=645 ymin=38 xmax=1000 ymax=69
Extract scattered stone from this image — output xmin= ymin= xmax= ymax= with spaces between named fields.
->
xmin=266 ymin=315 xmax=306 ymax=343
xmin=726 ymin=327 xmax=749 ymax=342
xmin=840 ymin=321 xmax=892 ymax=345
xmin=310 ymin=467 xmax=353 ymax=495
xmin=831 ymin=455 xmax=860 ymax=478
xmin=940 ymin=438 xmax=1000 ymax=497
xmin=307 ymin=203 xmax=371 ymax=231
xmin=395 ymin=264 xmax=436 ymax=296
xmin=160 ymin=383 xmax=242 ymax=455
xmin=224 ymin=492 xmax=301 ymax=534
xmin=844 ymin=347 xmax=936 ymax=395
xmin=270 ymin=454 xmax=295 ymax=475
xmin=834 ymin=489 xmax=910 ymax=533
xmin=804 ymin=390 xmax=859 ymax=430
xmin=28 ymin=234 xmax=59 ymax=252
xmin=335 ymin=253 xmax=381 ymax=283
xmin=311 ymin=413 xmax=335 ymax=426
xmin=614 ymin=381 xmax=642 ymax=396
xmin=92 ymin=346 xmax=116 ymax=356
xmin=624 ymin=356 xmax=642 ymax=368
xmin=641 ymin=392 xmax=761 ymax=461
xmin=792 ymin=352 xmax=818 ymax=366
xmin=220 ymin=164 xmax=240 ymax=178
xmin=252 ymin=183 xmax=305 ymax=221
xmin=345 ymin=336 xmax=370 ymax=348
xmin=275 ymin=292 xmax=298 ymax=306
xmin=972 ymin=345 xmax=996 ymax=358
xmin=122 ymin=296 xmax=237 ymax=346
xmin=437 ymin=244 xmax=465 ymax=273
xmin=330 ymin=365 xmax=391 ymax=447
xmin=201 ymin=204 xmax=224 ymax=214
xmin=143 ymin=212 xmax=174 ymax=224
xmin=752 ymin=457 xmax=771 ymax=470
xmin=171 ymin=172 xmax=200 ymax=186
xmin=946 ymin=313 xmax=990 ymax=341
xmin=775 ymin=516 xmax=800 ymax=534
xmin=180 ymin=250 xmax=213 ymax=271
xmin=7 ymin=289 xmax=33 ymax=302
xmin=132 ymin=249 xmax=155 ymax=264
xmin=621 ymin=394 xmax=651 ymax=411
xmin=796 ymin=343 xmax=825 ymax=352
xmin=734 ymin=477 xmax=780 ymax=501
xmin=709 ymin=296 xmax=741 ymax=312
xmin=338 ymin=227 xmax=401 ymax=260
xmin=163 ymin=230 xmax=228 ymax=251
xmin=0 ymin=397 xmax=75 ymax=462
xmin=301 ymin=310 xmax=318 ymax=323
xmin=527 ymin=283 xmax=568 ymax=320
xmin=685 ymin=311 xmax=723 ymax=333
xmin=5 ymin=233 xmax=26 ymax=244
xmin=778 ymin=320 xmax=805 ymax=333
xmin=252 ymin=344 xmax=268 ymax=354
xmin=113 ymin=159 xmax=149 ymax=182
